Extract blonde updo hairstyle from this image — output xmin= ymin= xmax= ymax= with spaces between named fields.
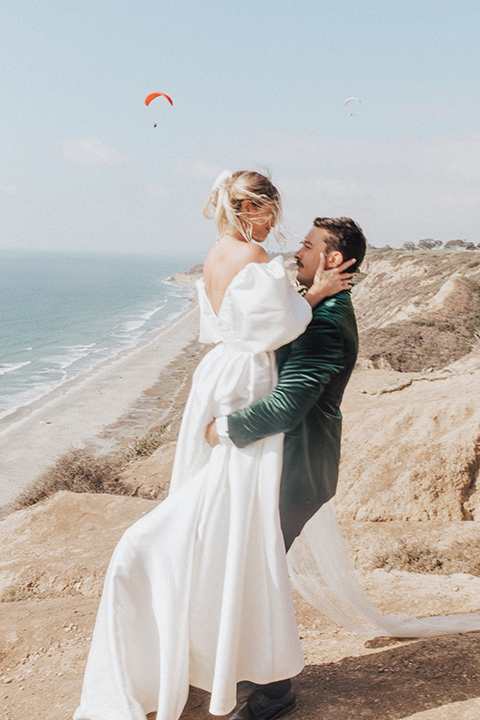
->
xmin=203 ymin=170 xmax=285 ymax=244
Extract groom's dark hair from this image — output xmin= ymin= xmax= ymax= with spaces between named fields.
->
xmin=313 ymin=217 xmax=366 ymax=273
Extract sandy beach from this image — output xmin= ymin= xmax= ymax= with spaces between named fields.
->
xmin=0 ymin=304 xmax=200 ymax=509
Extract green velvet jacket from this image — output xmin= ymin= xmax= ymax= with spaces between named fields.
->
xmin=227 ymin=290 xmax=358 ymax=507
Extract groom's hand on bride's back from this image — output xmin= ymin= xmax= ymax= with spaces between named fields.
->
xmin=206 ymin=419 xmax=220 ymax=447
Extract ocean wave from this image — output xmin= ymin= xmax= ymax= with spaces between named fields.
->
xmin=45 ymin=344 xmax=98 ymax=371
xmin=0 ymin=361 xmax=32 ymax=376
xmin=122 ymin=320 xmax=147 ymax=333
xmin=163 ymin=281 xmax=191 ymax=298
xmin=58 ymin=343 xmax=97 ymax=350
xmin=0 ymin=264 xmax=196 ymax=423
xmin=139 ymin=302 xmax=167 ymax=321
xmin=0 ymin=377 xmax=62 ymax=421
xmin=117 ymin=299 xmax=174 ymax=336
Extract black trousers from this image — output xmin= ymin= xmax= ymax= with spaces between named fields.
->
xmin=258 ymin=502 xmax=322 ymax=699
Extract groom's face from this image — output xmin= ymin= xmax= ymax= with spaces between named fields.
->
xmin=294 ymin=227 xmax=334 ymax=287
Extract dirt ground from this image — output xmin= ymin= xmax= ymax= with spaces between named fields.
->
xmin=1 ymin=486 xmax=479 ymax=720
xmin=1 ymin=591 xmax=479 ymax=719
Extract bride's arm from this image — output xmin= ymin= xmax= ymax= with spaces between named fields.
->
xmin=303 ymin=254 xmax=356 ymax=308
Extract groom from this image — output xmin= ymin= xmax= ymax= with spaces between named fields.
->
xmin=206 ymin=216 xmax=367 ymax=720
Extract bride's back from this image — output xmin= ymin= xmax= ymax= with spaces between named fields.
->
xmin=203 ymin=238 xmax=268 ymax=316
xmin=202 ymin=170 xmax=283 ymax=315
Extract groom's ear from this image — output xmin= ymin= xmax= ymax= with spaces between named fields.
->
xmin=327 ymin=250 xmax=344 ymax=268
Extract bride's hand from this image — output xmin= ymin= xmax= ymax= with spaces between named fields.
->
xmin=304 ymin=254 xmax=356 ymax=307
xmin=206 ymin=418 xmax=220 ymax=447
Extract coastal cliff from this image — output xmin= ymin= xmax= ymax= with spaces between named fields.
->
xmin=1 ymin=248 xmax=480 ymax=720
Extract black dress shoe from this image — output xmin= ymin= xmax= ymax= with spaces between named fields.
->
xmin=229 ymin=688 xmax=298 ymax=720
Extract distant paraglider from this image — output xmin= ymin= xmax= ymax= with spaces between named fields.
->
xmin=145 ymin=92 xmax=173 ymax=128
xmin=343 ymin=97 xmax=361 ymax=107
xmin=344 ymin=97 xmax=361 ymax=116
xmin=145 ymin=92 xmax=173 ymax=107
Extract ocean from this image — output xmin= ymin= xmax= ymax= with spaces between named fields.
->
xmin=0 ymin=250 xmax=202 ymax=424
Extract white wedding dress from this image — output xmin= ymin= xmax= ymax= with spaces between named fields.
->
xmin=75 ymin=256 xmax=480 ymax=720
xmin=74 ymin=257 xmax=312 ymax=720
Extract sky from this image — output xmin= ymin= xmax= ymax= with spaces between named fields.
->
xmin=1 ymin=0 xmax=479 ymax=255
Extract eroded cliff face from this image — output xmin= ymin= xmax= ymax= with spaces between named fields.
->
xmin=336 ymin=362 xmax=480 ymax=522
xmin=351 ymin=248 xmax=480 ymax=371
xmin=169 ymin=264 xmax=204 ymax=286
xmin=331 ymin=249 xmax=480 ymax=522
xmin=251 ymin=248 xmax=480 ymax=371
xmin=173 ymin=248 xmax=480 ymax=372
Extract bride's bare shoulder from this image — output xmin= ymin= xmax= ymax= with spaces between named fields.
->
xmin=204 ymin=242 xmax=269 ymax=313
xmin=205 ymin=242 xmax=268 ymax=276
xmin=238 ymin=242 xmax=269 ymax=264
xmin=208 ymin=239 xmax=268 ymax=260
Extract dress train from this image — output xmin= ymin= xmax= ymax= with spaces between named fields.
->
xmin=288 ymin=500 xmax=480 ymax=637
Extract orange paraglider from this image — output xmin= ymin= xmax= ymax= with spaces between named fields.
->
xmin=145 ymin=92 xmax=173 ymax=107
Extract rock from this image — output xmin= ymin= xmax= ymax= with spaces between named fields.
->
xmin=169 ymin=265 xmax=204 ymax=286
xmin=0 ymin=491 xmax=156 ymax=601
xmin=336 ymin=367 xmax=480 ymax=521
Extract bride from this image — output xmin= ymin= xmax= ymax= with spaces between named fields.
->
xmin=73 ymin=170 xmax=355 ymax=720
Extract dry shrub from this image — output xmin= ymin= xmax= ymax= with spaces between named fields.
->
xmin=3 ymin=422 xmax=180 ymax=518
xmin=372 ymin=538 xmax=480 ymax=576
xmin=11 ymin=448 xmax=129 ymax=512
xmin=127 ymin=423 xmax=172 ymax=458
xmin=374 ymin=540 xmax=444 ymax=573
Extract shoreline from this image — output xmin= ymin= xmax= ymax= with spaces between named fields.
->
xmin=0 ymin=296 xmax=196 ymax=432
xmin=0 ymin=276 xmax=196 ymax=428
xmin=0 ymin=303 xmax=201 ymax=510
